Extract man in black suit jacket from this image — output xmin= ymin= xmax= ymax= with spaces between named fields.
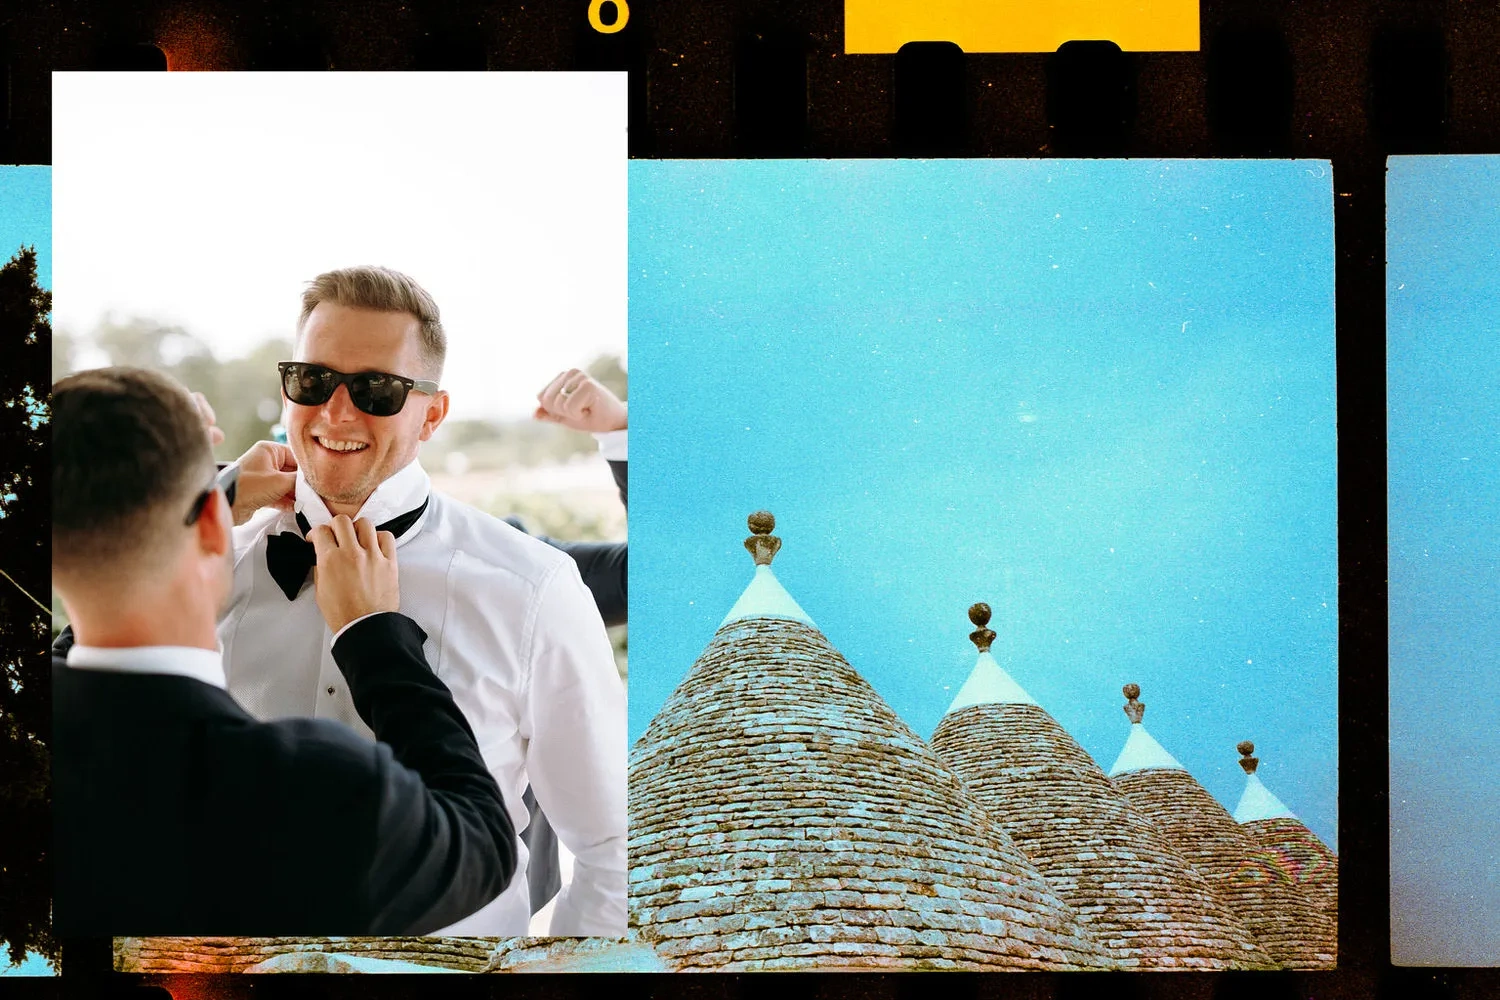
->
xmin=51 ymin=366 xmax=518 ymax=937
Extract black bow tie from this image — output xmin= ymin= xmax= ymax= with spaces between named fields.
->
xmin=264 ymin=498 xmax=431 ymax=600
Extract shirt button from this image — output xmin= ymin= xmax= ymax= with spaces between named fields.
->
xmin=326 ymin=686 xmax=336 ymax=695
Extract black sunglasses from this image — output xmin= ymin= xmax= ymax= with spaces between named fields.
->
xmin=278 ymin=361 xmax=440 ymax=417
xmin=185 ymin=463 xmax=240 ymax=527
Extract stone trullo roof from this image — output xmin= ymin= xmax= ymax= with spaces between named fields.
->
xmin=1234 ymin=742 xmax=1339 ymax=918
xmin=1108 ymin=686 xmax=1336 ymax=970
xmin=114 ymin=936 xmax=665 ymax=974
xmin=114 ymin=937 xmax=501 ymax=974
xmin=628 ymin=513 xmax=1110 ymax=971
xmin=929 ymin=604 xmax=1274 ymax=970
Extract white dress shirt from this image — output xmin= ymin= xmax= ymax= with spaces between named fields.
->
xmin=65 ymin=644 xmax=228 ymax=690
xmin=593 ymin=427 xmax=627 ymax=462
xmin=218 ymin=458 xmax=626 ymax=937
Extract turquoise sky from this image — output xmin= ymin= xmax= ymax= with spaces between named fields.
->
xmin=0 ymin=953 xmax=53 ymax=977
xmin=629 ymin=160 xmax=1338 ymax=848
xmin=0 ymin=167 xmax=50 ymax=287
xmin=1389 ymin=154 xmax=1500 ymax=967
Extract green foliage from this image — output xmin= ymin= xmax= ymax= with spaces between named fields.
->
xmin=49 ymin=328 xmax=73 ymax=382
xmin=58 ymin=316 xmax=289 ymax=463
xmin=586 ymin=354 xmax=627 ymax=402
xmin=0 ymin=247 xmax=56 ymax=969
xmin=608 ymin=625 xmax=628 ymax=682
xmin=422 ymin=352 xmax=629 ymax=474
xmin=424 ymin=418 xmax=600 ymax=472
xmin=473 ymin=493 xmax=617 ymax=544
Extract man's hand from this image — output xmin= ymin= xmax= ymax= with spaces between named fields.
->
xmin=309 ymin=516 xmax=400 ymax=634
xmin=534 ymin=369 xmax=627 ymax=433
xmin=231 ymin=441 xmax=299 ymax=526
xmin=191 ymin=391 xmax=227 ymax=448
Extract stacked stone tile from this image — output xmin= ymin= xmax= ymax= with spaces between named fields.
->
xmin=929 ymin=604 xmax=1275 ymax=970
xmin=1234 ymin=742 xmax=1339 ymax=919
xmin=480 ymin=937 xmax=669 ymax=972
xmin=114 ymin=936 xmax=502 ymax=973
xmin=113 ymin=935 xmax=659 ymax=974
xmin=1108 ymin=686 xmax=1336 ymax=969
xmin=629 ymin=513 xmax=1111 ymax=971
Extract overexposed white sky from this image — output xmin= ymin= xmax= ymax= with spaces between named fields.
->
xmin=53 ymin=72 xmax=625 ymax=421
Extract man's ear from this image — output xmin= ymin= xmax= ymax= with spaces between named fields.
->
xmin=418 ymin=390 xmax=450 ymax=442
xmin=195 ymin=488 xmax=233 ymax=558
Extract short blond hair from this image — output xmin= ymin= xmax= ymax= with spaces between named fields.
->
xmin=298 ymin=266 xmax=446 ymax=379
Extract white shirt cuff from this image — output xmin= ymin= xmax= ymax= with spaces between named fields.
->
xmin=592 ymin=428 xmax=628 ymax=462
xmin=332 ymin=612 xmax=385 ymax=645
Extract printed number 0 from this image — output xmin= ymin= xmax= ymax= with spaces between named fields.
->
xmin=588 ymin=0 xmax=629 ymax=33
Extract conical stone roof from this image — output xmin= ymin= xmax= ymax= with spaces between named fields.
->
xmin=930 ymin=605 xmax=1275 ymax=970
xmin=113 ymin=936 xmax=664 ymax=974
xmin=628 ymin=514 xmax=1110 ymax=971
xmin=1233 ymin=742 xmax=1339 ymax=919
xmin=113 ymin=937 xmax=502 ymax=973
xmin=1108 ymin=686 xmax=1336 ymax=970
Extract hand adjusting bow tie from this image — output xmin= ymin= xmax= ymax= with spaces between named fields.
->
xmin=264 ymin=499 xmax=430 ymax=600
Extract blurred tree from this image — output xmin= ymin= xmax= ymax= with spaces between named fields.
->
xmin=424 ymin=353 xmax=629 ymax=473
xmin=197 ymin=338 xmax=292 ymax=463
xmin=608 ymin=625 xmax=627 ymax=682
xmin=0 ymin=246 xmax=56 ymax=970
xmin=50 ymin=327 xmax=74 ymax=378
xmin=474 ymin=492 xmax=615 ymax=543
xmin=58 ymin=316 xmax=288 ymax=462
xmin=586 ymin=353 xmax=627 ymax=402
xmin=93 ymin=315 xmax=211 ymax=371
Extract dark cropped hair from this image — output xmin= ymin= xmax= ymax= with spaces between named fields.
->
xmin=53 ymin=367 xmax=216 ymax=577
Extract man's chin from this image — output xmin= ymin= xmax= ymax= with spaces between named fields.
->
xmin=303 ymin=468 xmax=374 ymax=512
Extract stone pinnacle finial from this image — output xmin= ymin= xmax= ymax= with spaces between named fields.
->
xmin=968 ymin=602 xmax=996 ymax=653
xmin=1238 ymin=740 xmax=1259 ymax=775
xmin=744 ymin=511 xmax=781 ymax=566
xmin=1122 ymin=683 xmax=1145 ymax=724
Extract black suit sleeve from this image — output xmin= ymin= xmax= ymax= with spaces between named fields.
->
xmin=540 ymin=539 xmax=627 ymax=626
xmin=330 ymin=612 xmax=518 ymax=934
xmin=608 ymin=458 xmax=627 ymax=509
xmin=534 ymin=458 xmax=628 ymax=626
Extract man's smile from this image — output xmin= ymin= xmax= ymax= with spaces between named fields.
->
xmin=313 ymin=435 xmax=370 ymax=453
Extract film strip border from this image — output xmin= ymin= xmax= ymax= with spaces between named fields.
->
xmin=0 ymin=1 xmax=1496 ymax=160
xmin=9 ymin=1 xmax=1500 ymax=998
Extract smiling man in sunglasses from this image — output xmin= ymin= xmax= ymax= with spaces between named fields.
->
xmin=216 ymin=266 xmax=625 ymax=937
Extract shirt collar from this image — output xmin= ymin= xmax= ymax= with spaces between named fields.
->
xmin=293 ymin=458 xmax=431 ymax=531
xmin=66 ymin=644 xmax=228 ymax=690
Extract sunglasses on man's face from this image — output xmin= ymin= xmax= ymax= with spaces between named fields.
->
xmin=277 ymin=361 xmax=440 ymax=418
xmin=185 ymin=463 xmax=240 ymax=527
